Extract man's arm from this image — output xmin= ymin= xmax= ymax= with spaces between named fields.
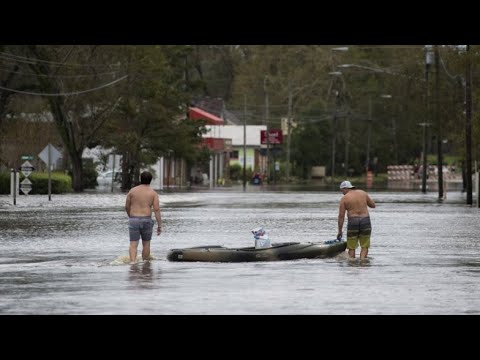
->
xmin=367 ymin=194 xmax=376 ymax=208
xmin=152 ymin=192 xmax=162 ymax=235
xmin=337 ymin=199 xmax=346 ymax=239
xmin=125 ymin=192 xmax=131 ymax=217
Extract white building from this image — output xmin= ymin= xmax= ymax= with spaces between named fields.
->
xmin=204 ymin=125 xmax=267 ymax=172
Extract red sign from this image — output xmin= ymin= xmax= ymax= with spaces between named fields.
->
xmin=261 ymin=129 xmax=283 ymax=145
xmin=202 ymin=137 xmax=225 ymax=151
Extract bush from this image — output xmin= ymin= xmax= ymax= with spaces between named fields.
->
xmin=0 ymin=171 xmax=73 ymax=194
xmin=27 ymin=172 xmax=73 ymax=194
xmin=229 ymin=164 xmax=253 ymax=181
xmin=0 ymin=172 xmax=10 ymax=194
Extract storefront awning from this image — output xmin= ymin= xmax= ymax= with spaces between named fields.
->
xmin=189 ymin=107 xmax=224 ymax=125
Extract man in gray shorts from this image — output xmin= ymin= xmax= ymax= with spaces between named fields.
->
xmin=125 ymin=171 xmax=162 ymax=264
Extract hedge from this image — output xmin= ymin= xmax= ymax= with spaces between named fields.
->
xmin=0 ymin=171 xmax=73 ymax=194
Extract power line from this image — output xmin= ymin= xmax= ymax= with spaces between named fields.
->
xmin=0 ymin=51 xmax=121 ymax=68
xmin=0 ymin=65 xmax=121 ymax=79
xmin=0 ymin=75 xmax=128 ymax=96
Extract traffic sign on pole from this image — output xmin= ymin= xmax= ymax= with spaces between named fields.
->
xmin=20 ymin=178 xmax=32 ymax=195
xmin=39 ymin=144 xmax=61 ymax=165
xmin=21 ymin=161 xmax=34 ymax=177
xmin=38 ymin=143 xmax=61 ymax=202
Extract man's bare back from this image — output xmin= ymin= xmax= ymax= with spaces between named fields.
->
xmin=125 ymin=184 xmax=159 ymax=217
xmin=340 ymin=189 xmax=376 ymax=218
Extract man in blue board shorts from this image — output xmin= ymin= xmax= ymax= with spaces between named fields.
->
xmin=125 ymin=171 xmax=162 ymax=264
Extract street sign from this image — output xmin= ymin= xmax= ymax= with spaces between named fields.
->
xmin=21 ymin=161 xmax=34 ymax=177
xmin=260 ymin=129 xmax=283 ymax=145
xmin=21 ymin=155 xmax=34 ymax=160
xmin=39 ymin=143 xmax=62 ymax=165
xmin=21 ymin=178 xmax=32 ymax=185
xmin=20 ymin=178 xmax=32 ymax=195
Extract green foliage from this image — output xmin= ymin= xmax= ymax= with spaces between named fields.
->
xmin=426 ymin=154 xmax=460 ymax=166
xmin=230 ymin=45 xmax=332 ymax=122
xmin=229 ymin=163 xmax=253 ymax=181
xmin=22 ymin=172 xmax=72 ymax=194
xmin=193 ymin=145 xmax=212 ymax=168
xmin=2 ymin=45 xmax=479 ymax=190
xmin=92 ymin=45 xmax=200 ymax=189
xmin=291 ymin=118 xmax=331 ymax=178
xmin=0 ymin=172 xmax=10 ymax=194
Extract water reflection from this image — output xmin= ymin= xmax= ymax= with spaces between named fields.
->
xmin=346 ymin=258 xmax=372 ymax=268
xmin=128 ymin=261 xmax=156 ymax=289
xmin=334 ymin=252 xmax=372 ymax=268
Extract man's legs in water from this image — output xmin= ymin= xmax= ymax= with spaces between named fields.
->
xmin=142 ymin=240 xmax=151 ymax=261
xmin=359 ymin=234 xmax=370 ymax=259
xmin=129 ymin=240 xmax=139 ymax=264
xmin=346 ymin=236 xmax=358 ymax=258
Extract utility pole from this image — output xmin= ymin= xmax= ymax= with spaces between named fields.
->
xmin=243 ymin=94 xmax=247 ymax=191
xmin=419 ymin=122 xmax=430 ymax=193
xmin=344 ymin=112 xmax=350 ymax=176
xmin=328 ymin=47 xmax=349 ymax=181
xmin=264 ymin=75 xmax=270 ymax=183
xmin=286 ymin=81 xmax=293 ymax=182
xmin=465 ymin=45 xmax=473 ymax=205
xmin=423 ymin=45 xmax=434 ymax=194
xmin=389 ymin=101 xmax=398 ymax=165
xmin=366 ymin=95 xmax=372 ymax=176
xmin=111 ymin=153 xmax=116 ymax=193
xmin=331 ymin=90 xmax=339 ymax=180
xmin=434 ymin=45 xmax=444 ymax=199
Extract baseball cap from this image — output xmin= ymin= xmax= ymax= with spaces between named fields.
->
xmin=339 ymin=180 xmax=356 ymax=189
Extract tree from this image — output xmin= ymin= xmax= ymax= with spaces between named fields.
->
xmin=24 ymin=45 xmax=126 ymax=192
xmin=96 ymin=45 xmax=206 ymax=190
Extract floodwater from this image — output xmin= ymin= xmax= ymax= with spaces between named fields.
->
xmin=0 ymin=187 xmax=479 ymax=314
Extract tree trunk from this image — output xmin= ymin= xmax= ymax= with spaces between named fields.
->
xmin=71 ymin=150 xmax=83 ymax=192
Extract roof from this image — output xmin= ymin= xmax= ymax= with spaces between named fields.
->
xmin=204 ymin=125 xmax=267 ymax=146
xmin=188 ymin=107 xmax=224 ymax=125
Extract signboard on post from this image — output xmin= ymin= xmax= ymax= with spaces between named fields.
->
xmin=21 ymin=161 xmax=34 ymax=178
xmin=39 ymin=144 xmax=62 ymax=166
xmin=20 ymin=160 xmax=34 ymax=195
xmin=260 ymin=129 xmax=283 ymax=145
xmin=39 ymin=143 xmax=62 ymax=201
xmin=20 ymin=178 xmax=32 ymax=195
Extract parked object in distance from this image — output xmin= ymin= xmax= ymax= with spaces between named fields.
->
xmin=251 ymin=172 xmax=263 ymax=185
xmin=96 ymin=171 xmax=122 ymax=186
xmin=167 ymin=240 xmax=346 ymax=262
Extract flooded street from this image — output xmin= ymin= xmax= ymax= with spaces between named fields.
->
xmin=0 ymin=188 xmax=479 ymax=314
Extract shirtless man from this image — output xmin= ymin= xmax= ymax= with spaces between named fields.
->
xmin=125 ymin=171 xmax=162 ymax=264
xmin=337 ymin=180 xmax=376 ymax=259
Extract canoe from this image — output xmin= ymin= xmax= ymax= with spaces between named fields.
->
xmin=166 ymin=240 xmax=346 ymax=262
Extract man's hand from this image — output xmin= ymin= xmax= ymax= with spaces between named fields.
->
xmin=157 ymin=226 xmax=162 ymax=236
xmin=336 ymin=232 xmax=343 ymax=241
